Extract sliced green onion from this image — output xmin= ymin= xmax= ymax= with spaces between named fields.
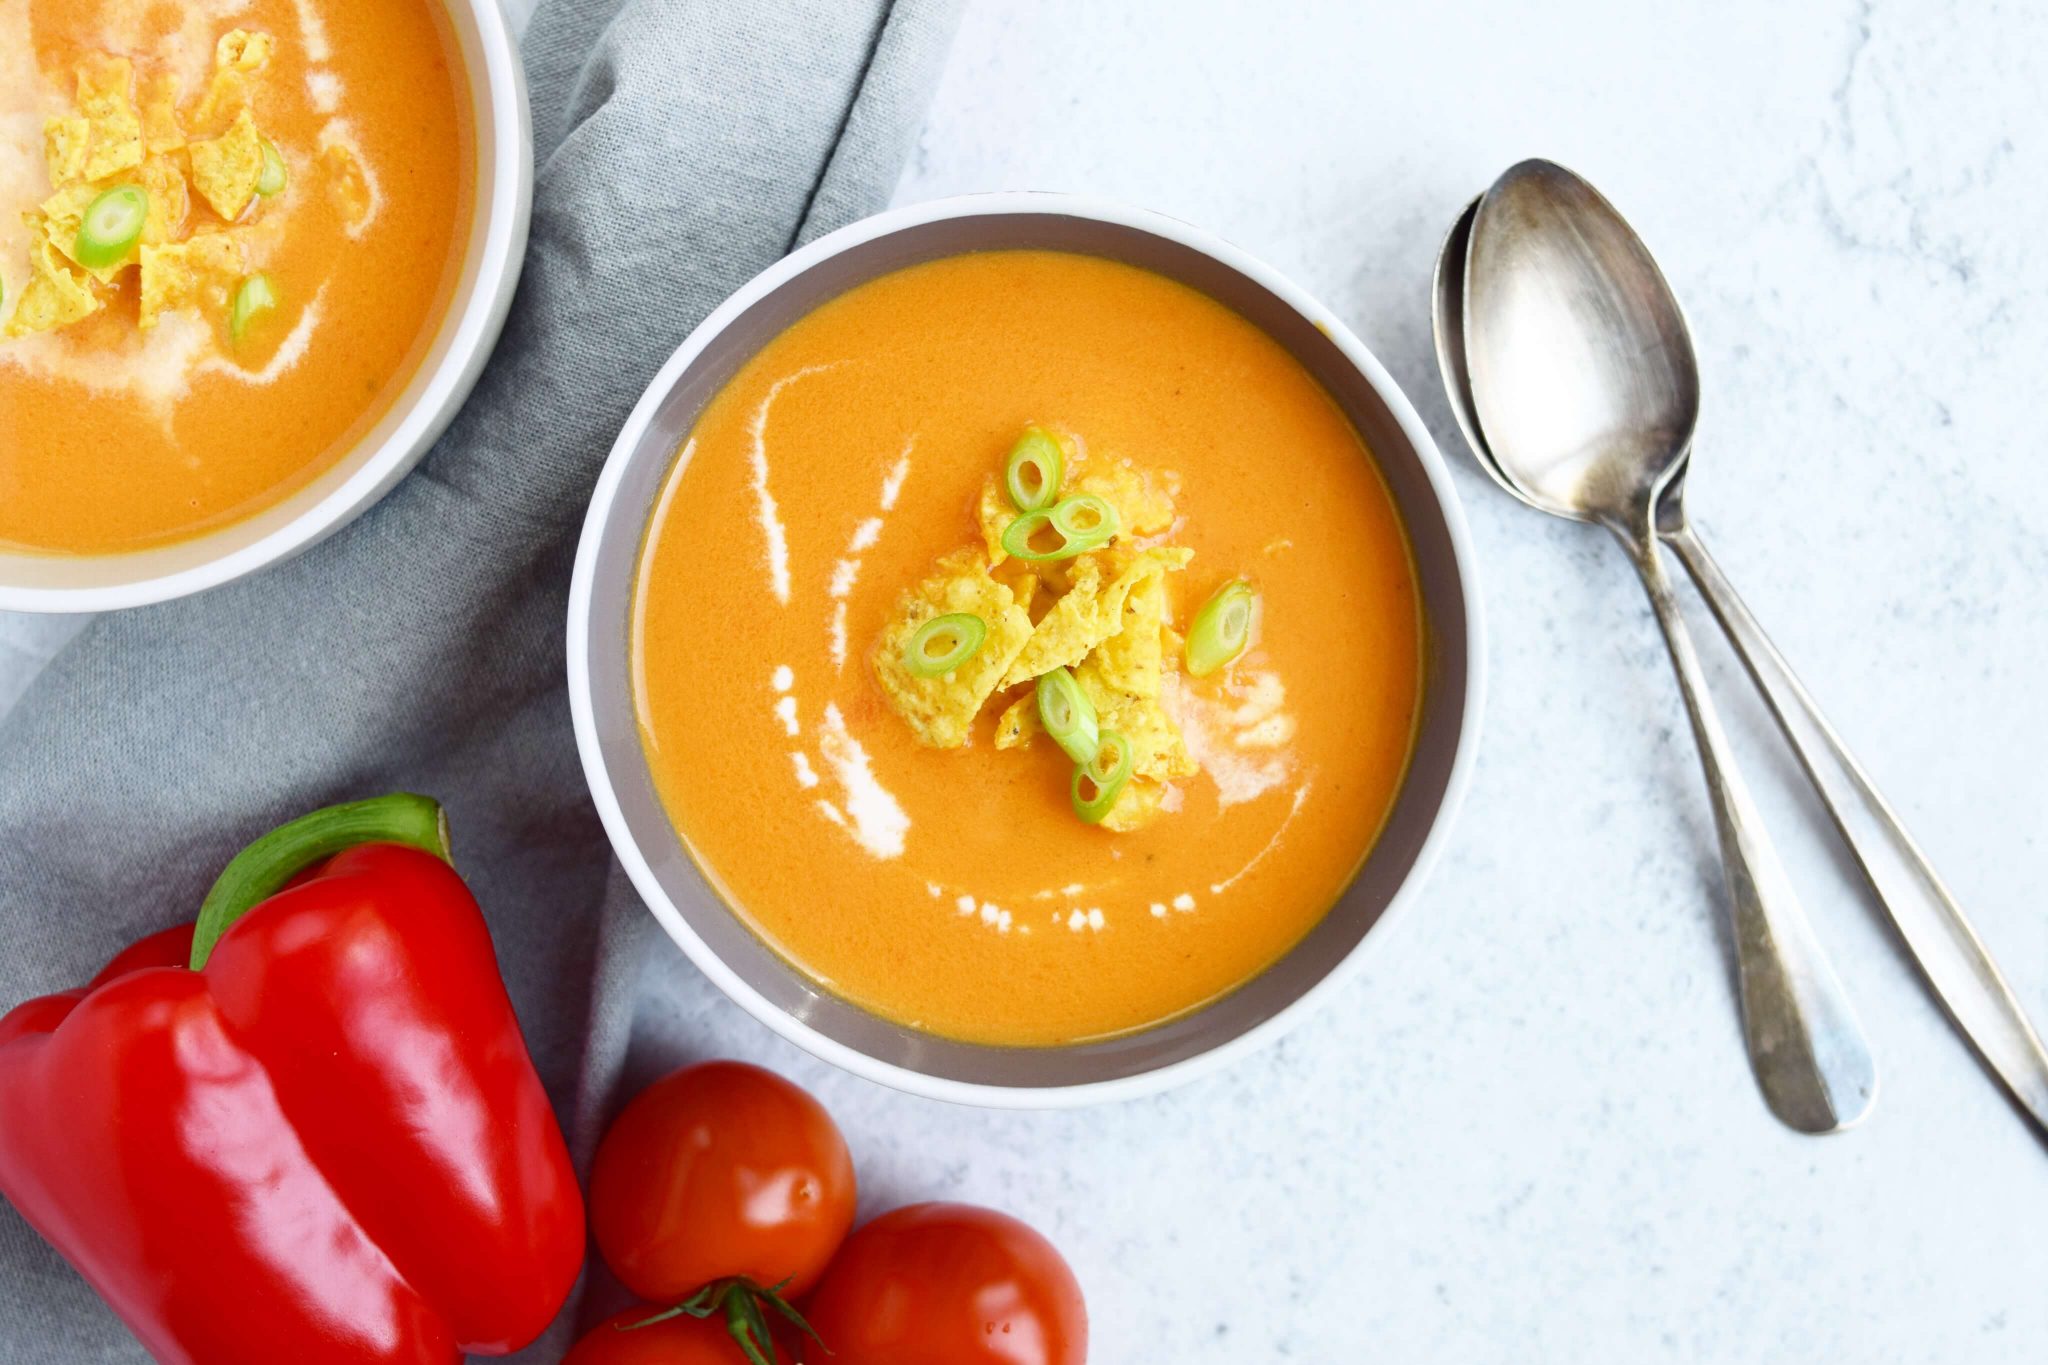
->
xmin=1001 ymin=494 xmax=1120 ymax=563
xmin=1070 ymin=729 xmax=1134 ymax=825
xmin=1186 ymin=579 xmax=1257 ymax=677
xmin=75 ymin=185 xmax=149 ymax=270
xmin=903 ymin=613 xmax=986 ymax=678
xmin=1035 ymin=667 xmax=1100 ymax=765
xmin=1050 ymin=492 xmax=1118 ymax=543
xmin=1000 ymin=509 xmax=1065 ymax=562
xmin=256 ymin=138 xmax=288 ymax=196
xmin=230 ymin=273 xmax=278 ymax=345
xmin=1004 ymin=425 xmax=1065 ymax=513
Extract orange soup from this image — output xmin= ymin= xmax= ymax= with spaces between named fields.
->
xmin=634 ymin=250 xmax=1424 ymax=1045
xmin=0 ymin=0 xmax=472 ymax=554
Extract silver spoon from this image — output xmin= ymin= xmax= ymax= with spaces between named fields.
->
xmin=1444 ymin=159 xmax=1877 ymax=1133
xmin=1435 ymin=168 xmax=2048 ymax=1140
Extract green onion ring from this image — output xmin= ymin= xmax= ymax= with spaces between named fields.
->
xmin=75 ymin=185 xmax=149 ymax=270
xmin=256 ymin=138 xmax=289 ymax=197
xmin=1070 ymin=729 xmax=1134 ymax=825
xmin=903 ymin=613 xmax=987 ymax=678
xmin=230 ymin=273 xmax=279 ymax=346
xmin=1035 ymin=667 xmax=1100 ymax=765
xmin=1000 ymin=509 xmax=1069 ymax=562
xmin=1001 ymin=494 xmax=1120 ymax=563
xmin=1004 ymin=425 xmax=1065 ymax=513
xmin=1186 ymin=579 xmax=1258 ymax=677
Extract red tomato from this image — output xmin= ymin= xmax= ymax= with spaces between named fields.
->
xmin=563 ymin=1306 xmax=790 ymax=1364
xmin=801 ymin=1203 xmax=1087 ymax=1365
xmin=589 ymin=1061 xmax=856 ymax=1303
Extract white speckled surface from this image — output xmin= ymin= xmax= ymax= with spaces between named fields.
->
xmin=10 ymin=1 xmax=2048 ymax=1358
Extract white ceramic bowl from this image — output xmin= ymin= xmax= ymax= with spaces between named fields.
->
xmin=0 ymin=1 xmax=534 ymax=613
xmin=569 ymin=193 xmax=1485 ymax=1107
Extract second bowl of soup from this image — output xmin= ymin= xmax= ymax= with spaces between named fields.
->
xmin=570 ymin=194 xmax=1481 ymax=1104
xmin=0 ymin=0 xmax=531 ymax=610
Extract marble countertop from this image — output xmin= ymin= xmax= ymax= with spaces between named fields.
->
xmin=8 ymin=2 xmax=2047 ymax=1359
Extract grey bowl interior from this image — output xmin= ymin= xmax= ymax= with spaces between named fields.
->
xmin=581 ymin=212 xmax=1472 ymax=1090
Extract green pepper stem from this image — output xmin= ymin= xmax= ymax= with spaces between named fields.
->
xmin=187 ymin=793 xmax=452 ymax=970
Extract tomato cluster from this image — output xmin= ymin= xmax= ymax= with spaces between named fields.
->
xmin=563 ymin=1062 xmax=1087 ymax=1365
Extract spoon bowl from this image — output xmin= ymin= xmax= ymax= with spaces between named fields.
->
xmin=1463 ymin=162 xmax=1699 ymax=531
xmin=1434 ymin=193 xmax=1695 ymax=537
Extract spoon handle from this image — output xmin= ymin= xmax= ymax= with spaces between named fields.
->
xmin=1668 ymin=522 xmax=2048 ymax=1135
xmin=1613 ymin=524 xmax=1879 ymax=1133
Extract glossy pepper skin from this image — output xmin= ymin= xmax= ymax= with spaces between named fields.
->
xmin=0 ymin=843 xmax=584 ymax=1364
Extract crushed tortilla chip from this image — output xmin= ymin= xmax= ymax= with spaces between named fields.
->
xmin=190 ymin=29 xmax=273 ymax=135
xmin=321 ymin=141 xmax=374 ymax=228
xmin=993 ymin=693 xmax=1038 ymax=750
xmin=136 ymin=155 xmax=191 ymax=245
xmin=1013 ymin=572 xmax=1040 ymax=616
xmin=141 ymin=73 xmax=185 ymax=154
xmin=977 ymin=474 xmax=1015 ymax=566
xmin=999 ymin=554 xmax=1103 ymax=687
xmin=39 ymin=185 xmax=120 ymax=280
xmin=4 ymin=229 xmax=100 ymax=336
xmin=43 ymin=117 xmax=89 ymax=187
xmin=998 ymin=545 xmax=1191 ymax=690
xmin=874 ymin=429 xmax=1211 ymax=831
xmin=987 ymin=567 xmax=1039 ymax=619
xmin=139 ymin=231 xmax=245 ymax=330
xmin=1077 ymin=461 xmax=1179 ymax=536
xmin=42 ymin=64 xmax=142 ymax=187
xmin=872 ymin=549 xmax=1034 ymax=749
xmin=1089 ymin=567 xmax=1170 ymax=698
xmin=71 ymin=55 xmax=144 ymax=182
xmin=189 ymin=109 xmax=264 ymax=221
xmin=1075 ymin=656 xmax=1197 ymax=784
xmin=1100 ymin=778 xmax=1171 ymax=833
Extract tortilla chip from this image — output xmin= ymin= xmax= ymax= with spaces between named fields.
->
xmin=999 ymin=555 xmax=1102 ymax=688
xmin=994 ymin=692 xmax=1039 ymax=750
xmin=998 ymin=545 xmax=1191 ymax=689
xmin=191 ymin=29 xmax=273 ymax=135
xmin=189 ymin=109 xmax=264 ymax=221
xmin=136 ymin=154 xmax=191 ymax=245
xmin=1089 ymin=567 xmax=1170 ymax=698
xmin=139 ymin=231 xmax=244 ymax=330
xmin=872 ymin=549 xmax=1034 ymax=749
xmin=1100 ymin=778 xmax=1170 ymax=833
xmin=1076 ymin=461 xmax=1178 ymax=536
xmin=977 ymin=473 xmax=1015 ymax=566
xmin=1075 ymin=656 xmax=1198 ymax=784
xmin=43 ymin=117 xmax=89 ymax=187
xmin=5 ymin=229 xmax=100 ymax=336
xmin=38 ymin=185 xmax=121 ymax=281
xmin=321 ymin=140 xmax=373 ymax=228
xmin=141 ymin=73 xmax=185 ymax=154
xmin=73 ymin=55 xmax=144 ymax=181
xmin=1013 ymin=572 xmax=1040 ymax=616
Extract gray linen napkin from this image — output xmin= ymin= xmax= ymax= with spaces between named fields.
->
xmin=0 ymin=0 xmax=962 ymax=1358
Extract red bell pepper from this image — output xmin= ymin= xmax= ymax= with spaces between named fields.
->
xmin=0 ymin=794 xmax=585 ymax=1364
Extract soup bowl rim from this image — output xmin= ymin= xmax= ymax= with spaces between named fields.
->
xmin=568 ymin=190 xmax=1486 ymax=1107
xmin=0 ymin=0 xmax=533 ymax=612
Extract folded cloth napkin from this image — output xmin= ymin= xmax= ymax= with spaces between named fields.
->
xmin=0 ymin=0 xmax=961 ymax=1357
